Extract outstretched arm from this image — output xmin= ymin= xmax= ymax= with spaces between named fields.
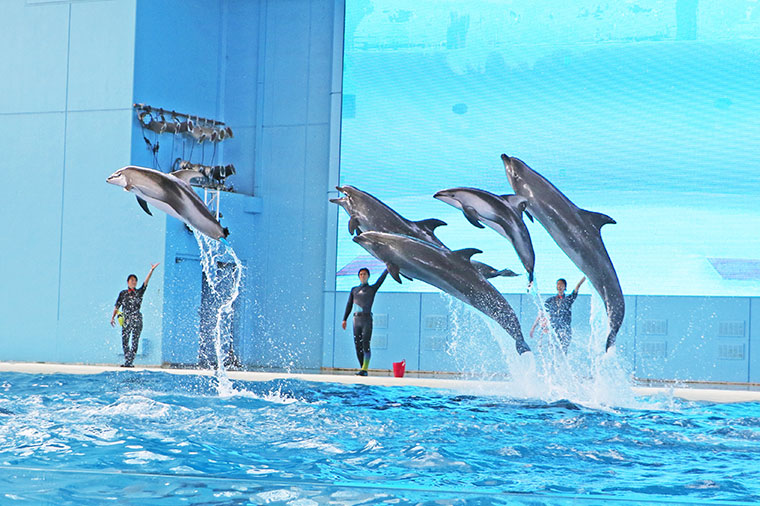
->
xmin=143 ymin=263 xmax=160 ymax=287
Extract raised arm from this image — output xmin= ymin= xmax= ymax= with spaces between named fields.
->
xmin=371 ymin=269 xmax=389 ymax=292
xmin=573 ymin=276 xmax=586 ymax=294
xmin=143 ymin=263 xmax=160 ymax=287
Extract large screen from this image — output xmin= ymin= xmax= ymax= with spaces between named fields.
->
xmin=336 ymin=1 xmax=760 ymax=296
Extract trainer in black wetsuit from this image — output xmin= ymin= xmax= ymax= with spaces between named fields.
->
xmin=341 ymin=267 xmax=388 ymax=376
xmin=530 ymin=276 xmax=585 ymax=353
xmin=111 ymin=263 xmax=159 ymax=367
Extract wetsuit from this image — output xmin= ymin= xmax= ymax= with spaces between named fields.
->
xmin=544 ymin=289 xmax=579 ymax=353
xmin=115 ymin=284 xmax=147 ymax=366
xmin=343 ymin=270 xmax=388 ymax=370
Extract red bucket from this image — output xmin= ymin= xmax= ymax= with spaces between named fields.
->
xmin=392 ymin=360 xmax=406 ymax=378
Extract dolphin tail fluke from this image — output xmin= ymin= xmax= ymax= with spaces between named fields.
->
xmin=515 ymin=338 xmax=531 ymax=355
xmin=136 ymin=196 xmax=152 ymax=216
xmin=528 ymin=271 xmax=534 ymax=283
xmin=222 ymin=227 xmax=230 ymax=238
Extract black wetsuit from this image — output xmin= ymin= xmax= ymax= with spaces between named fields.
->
xmin=343 ymin=271 xmax=388 ymax=368
xmin=544 ymin=289 xmax=579 ymax=352
xmin=115 ymin=284 xmax=147 ymax=366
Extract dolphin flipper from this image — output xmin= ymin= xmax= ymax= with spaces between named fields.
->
xmin=348 ymin=217 xmax=361 ymax=235
xmin=386 ymin=263 xmax=403 ymax=283
xmin=462 ymin=206 xmax=485 ymax=228
xmin=136 ymin=196 xmax=152 ymax=216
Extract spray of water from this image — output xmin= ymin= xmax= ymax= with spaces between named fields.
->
xmin=444 ymin=284 xmax=643 ymax=410
xmin=193 ymin=231 xmax=244 ymax=397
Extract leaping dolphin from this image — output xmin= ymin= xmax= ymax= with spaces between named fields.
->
xmin=330 ymin=185 xmax=448 ymax=247
xmin=330 ymin=185 xmax=516 ymax=280
xmin=353 ymin=231 xmax=531 ymax=355
xmin=501 ymin=154 xmax=624 ymax=351
xmin=434 ymin=187 xmax=535 ymax=283
xmin=106 ymin=165 xmax=229 ymax=241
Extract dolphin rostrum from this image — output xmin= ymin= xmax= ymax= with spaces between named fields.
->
xmin=434 ymin=187 xmax=535 ymax=283
xmin=330 ymin=185 xmax=516 ymax=280
xmin=353 ymin=231 xmax=531 ymax=355
xmin=106 ymin=165 xmax=229 ymax=241
xmin=501 ymin=154 xmax=624 ymax=351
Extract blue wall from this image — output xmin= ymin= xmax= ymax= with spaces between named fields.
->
xmin=324 ymin=291 xmax=760 ymax=383
xmin=0 ymin=0 xmax=168 ymax=365
xmin=131 ymin=0 xmax=341 ymax=370
xmin=0 ymin=0 xmax=341 ymax=370
xmin=2 ymin=0 xmax=759 ymax=384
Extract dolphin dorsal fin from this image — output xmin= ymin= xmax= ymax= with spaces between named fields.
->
xmin=170 ymin=169 xmax=205 ymax=185
xmin=501 ymin=194 xmax=528 ymax=214
xmin=453 ymin=248 xmax=482 ymax=261
xmin=580 ymin=209 xmax=616 ymax=229
xmin=414 ymin=218 xmax=447 ymax=233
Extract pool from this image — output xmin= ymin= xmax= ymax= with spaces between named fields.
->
xmin=1 ymin=368 xmax=759 ymax=505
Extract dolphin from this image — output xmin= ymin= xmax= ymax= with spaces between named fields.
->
xmin=330 ymin=184 xmax=518 ymax=280
xmin=353 ymin=231 xmax=531 ymax=355
xmin=330 ymin=185 xmax=448 ymax=247
xmin=434 ymin=187 xmax=535 ymax=283
xmin=501 ymin=154 xmax=624 ymax=351
xmin=106 ymin=165 xmax=229 ymax=241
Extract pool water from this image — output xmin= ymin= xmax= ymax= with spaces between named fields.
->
xmin=1 ymin=371 xmax=759 ymax=505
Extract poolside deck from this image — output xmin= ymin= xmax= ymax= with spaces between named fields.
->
xmin=1 ymin=361 xmax=759 ymax=403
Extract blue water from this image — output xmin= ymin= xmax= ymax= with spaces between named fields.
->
xmin=1 ymin=371 xmax=759 ymax=504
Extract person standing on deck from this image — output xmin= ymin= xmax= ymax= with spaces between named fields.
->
xmin=111 ymin=263 xmax=160 ymax=367
xmin=341 ymin=268 xmax=388 ymax=376
xmin=530 ymin=276 xmax=585 ymax=353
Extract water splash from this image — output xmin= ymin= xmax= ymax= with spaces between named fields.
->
xmin=443 ymin=286 xmax=644 ymax=410
xmin=193 ymin=231 xmax=244 ymax=397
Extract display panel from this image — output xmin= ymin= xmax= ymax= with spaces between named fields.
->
xmin=337 ymin=1 xmax=760 ymax=296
